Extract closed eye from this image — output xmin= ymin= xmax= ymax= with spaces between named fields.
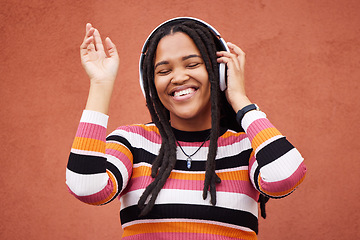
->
xmin=187 ymin=62 xmax=201 ymax=68
xmin=156 ymin=69 xmax=171 ymax=75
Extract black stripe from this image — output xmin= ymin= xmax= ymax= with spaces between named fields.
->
xmin=256 ymin=137 xmax=294 ymax=168
xmin=253 ymin=137 xmax=295 ymax=198
xmin=215 ymin=149 xmax=252 ymax=170
xmin=106 ymin=135 xmax=134 ymax=152
xmin=132 ymin=147 xmax=157 ymax=165
xmin=120 ymin=204 xmax=258 ymax=233
xmin=67 ymin=152 xmax=106 ymax=174
xmin=105 ymin=161 xmax=123 ymax=198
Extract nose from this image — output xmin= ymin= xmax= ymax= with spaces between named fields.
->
xmin=171 ymin=67 xmax=189 ymax=85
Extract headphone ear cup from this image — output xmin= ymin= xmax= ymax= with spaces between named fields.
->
xmin=219 ymin=62 xmax=227 ymax=91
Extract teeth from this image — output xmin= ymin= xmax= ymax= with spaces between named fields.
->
xmin=174 ymin=88 xmax=195 ymax=97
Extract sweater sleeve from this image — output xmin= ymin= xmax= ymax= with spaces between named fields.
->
xmin=241 ymin=110 xmax=306 ymax=198
xmin=66 ymin=110 xmax=133 ymax=205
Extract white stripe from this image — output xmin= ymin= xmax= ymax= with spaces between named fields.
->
xmin=66 ymin=169 xmax=109 ymax=196
xmin=216 ymin=165 xmax=248 ymax=173
xmin=122 ymin=218 xmax=254 ymax=232
xmin=80 ymin=110 xmax=109 ymax=128
xmin=176 ymin=137 xmax=252 ymax=162
xmin=111 ymin=129 xmax=161 ymax=156
xmin=71 ymin=148 xmax=105 ymax=158
xmin=133 ymin=162 xmax=152 ymax=169
xmin=121 ymin=189 xmax=258 ymax=217
xmin=217 ymin=137 xmax=252 ymax=158
xmin=241 ymin=110 xmax=267 ymax=132
xmin=260 ymin=148 xmax=304 ymax=182
xmin=106 ymin=154 xmax=130 ymax=192
xmin=249 ymin=161 xmax=258 ymax=189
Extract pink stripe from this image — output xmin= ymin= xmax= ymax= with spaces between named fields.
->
xmin=106 ymin=147 xmax=133 ymax=176
xmin=246 ymin=118 xmax=274 ymax=141
xmin=259 ymin=162 xmax=307 ymax=195
xmin=248 ymin=155 xmax=256 ymax=170
xmin=68 ymin=178 xmax=115 ymax=204
xmin=117 ymin=125 xmax=162 ymax=144
xmin=176 ymin=141 xmax=210 ymax=147
xmin=123 ymin=176 xmax=259 ymax=200
xmin=218 ymin=134 xmax=247 ymax=147
xmin=122 ymin=231 xmax=255 ymax=240
xmin=76 ymin=122 xmax=106 ymax=141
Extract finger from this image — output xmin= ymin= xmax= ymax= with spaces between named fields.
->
xmin=81 ymin=23 xmax=95 ymax=54
xmin=93 ymin=29 xmax=104 ymax=52
xmin=105 ymin=37 xmax=119 ymax=59
xmin=227 ymin=42 xmax=245 ymax=56
xmin=80 ymin=35 xmax=94 ymax=56
xmin=227 ymin=42 xmax=245 ymax=69
xmin=217 ymin=51 xmax=241 ymax=71
xmin=83 ymin=24 xmax=95 ymax=42
xmin=86 ymin=23 xmax=92 ymax=32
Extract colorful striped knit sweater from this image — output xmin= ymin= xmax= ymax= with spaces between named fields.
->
xmin=66 ymin=109 xmax=306 ymax=239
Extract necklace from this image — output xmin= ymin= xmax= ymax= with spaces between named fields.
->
xmin=176 ymin=135 xmax=210 ymax=169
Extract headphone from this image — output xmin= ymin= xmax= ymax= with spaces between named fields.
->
xmin=139 ymin=17 xmax=230 ymax=96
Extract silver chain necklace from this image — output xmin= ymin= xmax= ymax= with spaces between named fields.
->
xmin=176 ymin=135 xmax=210 ymax=169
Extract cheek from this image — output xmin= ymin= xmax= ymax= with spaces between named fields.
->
xmin=154 ymin=77 xmax=169 ymax=104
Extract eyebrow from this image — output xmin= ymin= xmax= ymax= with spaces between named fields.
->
xmin=154 ymin=54 xmax=202 ymax=69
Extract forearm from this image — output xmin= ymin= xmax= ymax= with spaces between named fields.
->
xmin=242 ymin=110 xmax=307 ymax=198
xmin=85 ymin=81 xmax=115 ymax=114
xmin=66 ymin=110 xmax=121 ymax=205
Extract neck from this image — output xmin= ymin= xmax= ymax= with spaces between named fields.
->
xmin=170 ymin=113 xmax=211 ymax=131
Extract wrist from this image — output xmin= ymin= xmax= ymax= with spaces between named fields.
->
xmin=236 ymin=104 xmax=260 ymax=125
xmin=86 ymin=82 xmax=114 ymax=114
xmin=230 ymin=95 xmax=252 ymax=113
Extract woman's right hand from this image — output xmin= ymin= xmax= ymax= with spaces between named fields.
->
xmin=81 ymin=23 xmax=119 ymax=114
xmin=80 ymin=23 xmax=119 ymax=84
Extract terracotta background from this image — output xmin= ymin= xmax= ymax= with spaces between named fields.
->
xmin=1 ymin=0 xmax=359 ymax=239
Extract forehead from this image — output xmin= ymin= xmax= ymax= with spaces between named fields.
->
xmin=155 ymin=32 xmax=201 ymax=61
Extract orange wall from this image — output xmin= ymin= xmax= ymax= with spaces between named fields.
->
xmin=1 ymin=0 xmax=359 ymax=239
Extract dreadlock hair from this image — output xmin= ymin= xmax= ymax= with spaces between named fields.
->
xmin=138 ymin=19 xmax=269 ymax=218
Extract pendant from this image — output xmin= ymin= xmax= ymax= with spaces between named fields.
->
xmin=187 ymin=157 xmax=192 ymax=169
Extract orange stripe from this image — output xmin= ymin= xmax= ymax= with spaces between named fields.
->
xmin=123 ymin=221 xmax=256 ymax=239
xmin=258 ymin=173 xmax=306 ymax=197
xmin=220 ymin=131 xmax=245 ymax=139
xmin=90 ymin=170 xmax=118 ymax=205
xmin=132 ymin=165 xmax=152 ymax=178
xmin=252 ymin=128 xmax=281 ymax=150
xmin=72 ymin=137 xmax=105 ymax=152
xmin=134 ymin=124 xmax=160 ymax=134
xmin=217 ymin=170 xmax=249 ymax=181
xmin=132 ymin=166 xmax=249 ymax=181
xmin=106 ymin=142 xmax=133 ymax=162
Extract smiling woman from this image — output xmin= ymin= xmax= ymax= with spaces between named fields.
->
xmin=154 ymin=32 xmax=211 ymax=131
xmin=66 ymin=17 xmax=307 ymax=239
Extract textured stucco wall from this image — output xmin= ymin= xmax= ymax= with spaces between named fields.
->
xmin=1 ymin=0 xmax=359 ymax=239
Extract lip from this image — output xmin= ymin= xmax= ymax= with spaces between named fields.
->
xmin=168 ymin=85 xmax=199 ymax=96
xmin=168 ymin=85 xmax=199 ymax=101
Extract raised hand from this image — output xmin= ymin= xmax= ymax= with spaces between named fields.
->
xmin=217 ymin=42 xmax=252 ymax=112
xmin=80 ymin=23 xmax=119 ymax=84
xmin=80 ymin=23 xmax=120 ymax=114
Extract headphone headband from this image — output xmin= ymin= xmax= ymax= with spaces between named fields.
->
xmin=139 ymin=17 xmax=229 ymax=96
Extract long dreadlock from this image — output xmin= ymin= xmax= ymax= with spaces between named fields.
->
xmin=138 ymin=19 xmax=269 ymax=218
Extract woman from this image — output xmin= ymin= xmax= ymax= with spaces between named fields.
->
xmin=66 ymin=17 xmax=306 ymax=239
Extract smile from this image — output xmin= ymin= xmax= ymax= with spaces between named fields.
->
xmin=174 ymin=88 xmax=195 ymax=97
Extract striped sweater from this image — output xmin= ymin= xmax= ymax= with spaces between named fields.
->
xmin=66 ymin=109 xmax=306 ymax=239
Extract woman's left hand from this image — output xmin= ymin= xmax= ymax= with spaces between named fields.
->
xmin=217 ymin=42 xmax=252 ymax=112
